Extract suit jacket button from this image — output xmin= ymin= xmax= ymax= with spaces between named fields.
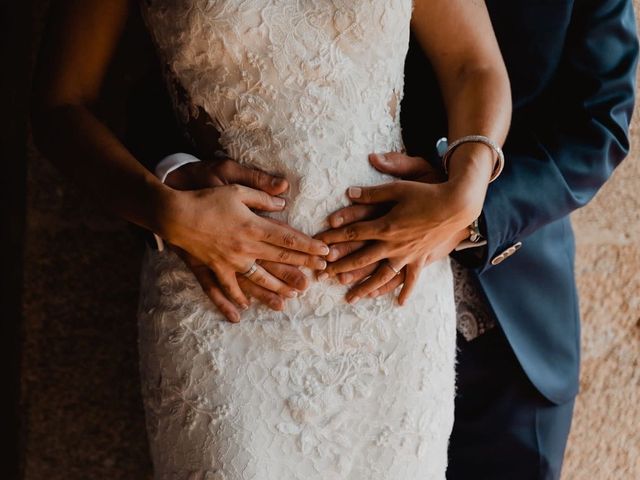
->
xmin=491 ymin=253 xmax=506 ymax=265
xmin=491 ymin=242 xmax=523 ymax=265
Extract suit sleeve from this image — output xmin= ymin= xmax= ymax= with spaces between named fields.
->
xmin=454 ymin=0 xmax=639 ymax=274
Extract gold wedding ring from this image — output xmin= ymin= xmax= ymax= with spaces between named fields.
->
xmin=386 ymin=262 xmax=401 ymax=276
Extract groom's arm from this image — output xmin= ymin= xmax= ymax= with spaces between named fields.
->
xmin=464 ymin=0 xmax=638 ymax=274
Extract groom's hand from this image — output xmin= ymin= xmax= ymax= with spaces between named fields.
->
xmin=165 ymin=157 xmax=314 ymax=322
xmin=369 ymin=151 xmax=447 ymax=184
xmin=317 ymin=152 xmax=473 ymax=304
xmin=164 ymin=157 xmax=288 ymax=192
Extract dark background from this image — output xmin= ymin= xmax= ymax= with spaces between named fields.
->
xmin=2 ymin=1 xmax=33 ymax=478
xmin=3 ymin=2 xmax=156 ymax=478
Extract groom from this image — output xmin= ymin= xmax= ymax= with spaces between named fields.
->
xmin=128 ymin=0 xmax=638 ymax=478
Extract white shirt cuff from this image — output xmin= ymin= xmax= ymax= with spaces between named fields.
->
xmin=153 ymin=153 xmax=202 ymax=251
xmin=454 ymin=239 xmax=488 ymax=252
xmin=154 ymin=152 xmax=202 ymax=182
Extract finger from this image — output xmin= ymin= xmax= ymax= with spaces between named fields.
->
xmin=337 ymin=263 xmax=379 ymax=285
xmin=243 ymin=264 xmax=299 ymax=299
xmin=328 ymin=205 xmax=379 ymax=228
xmin=212 ymin=267 xmax=250 ymax=310
xmin=215 ymin=158 xmax=289 ymax=195
xmin=235 ymin=184 xmax=287 ymax=212
xmin=261 ymin=261 xmax=309 ymax=291
xmin=369 ymin=152 xmax=440 ymax=181
xmin=369 ymin=274 xmax=404 ymax=298
xmin=398 ymin=263 xmax=421 ymax=306
xmin=327 ymin=241 xmax=367 ymax=262
xmin=346 ymin=263 xmax=402 ymax=303
xmin=314 ymin=219 xmax=383 ymax=245
xmin=257 ymin=244 xmax=327 ymax=270
xmin=237 ymin=275 xmax=286 ymax=311
xmin=321 ymin=243 xmax=387 ymax=277
xmin=191 ymin=265 xmax=241 ymax=323
xmin=260 ymin=218 xmax=330 ymax=256
xmin=346 ymin=182 xmax=405 ymax=205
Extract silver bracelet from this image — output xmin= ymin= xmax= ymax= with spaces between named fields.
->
xmin=437 ymin=135 xmax=505 ymax=183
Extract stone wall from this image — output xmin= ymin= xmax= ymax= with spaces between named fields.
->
xmin=562 ymin=54 xmax=640 ymax=480
xmin=20 ymin=3 xmax=640 ymax=479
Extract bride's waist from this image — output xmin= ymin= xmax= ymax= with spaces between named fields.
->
xmin=260 ymin=177 xmax=389 ymax=236
xmin=226 ymin=133 xmax=402 ymax=186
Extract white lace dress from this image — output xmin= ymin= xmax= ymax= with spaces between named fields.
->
xmin=137 ymin=1 xmax=457 ymax=478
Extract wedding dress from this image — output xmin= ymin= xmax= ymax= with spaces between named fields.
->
xmin=137 ymin=1 xmax=457 ymax=478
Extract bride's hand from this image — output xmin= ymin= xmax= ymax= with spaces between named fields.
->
xmin=160 ymin=178 xmax=329 ymax=313
xmin=163 ymin=158 xmax=313 ymax=321
xmin=315 ymin=150 xmax=490 ymax=305
xmin=321 ymin=153 xmax=445 ymax=288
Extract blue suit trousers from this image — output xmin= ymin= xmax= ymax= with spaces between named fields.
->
xmin=447 ymin=327 xmax=575 ymax=480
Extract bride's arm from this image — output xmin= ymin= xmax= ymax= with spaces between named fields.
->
xmin=410 ymin=0 xmax=512 ymax=199
xmin=32 ymin=0 xmax=329 ymax=313
xmin=317 ymin=0 xmax=511 ymax=303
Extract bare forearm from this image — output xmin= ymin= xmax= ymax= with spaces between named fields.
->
xmin=32 ymin=104 xmax=173 ymax=234
xmin=423 ymin=65 xmax=511 ymax=224
xmin=443 ymin=66 xmax=512 ymax=184
xmin=410 ymin=0 xmax=512 ymax=187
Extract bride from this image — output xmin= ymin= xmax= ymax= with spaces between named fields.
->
xmin=32 ymin=0 xmax=511 ymax=478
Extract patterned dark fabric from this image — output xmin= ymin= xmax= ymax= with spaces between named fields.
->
xmin=452 ymin=258 xmax=496 ymax=342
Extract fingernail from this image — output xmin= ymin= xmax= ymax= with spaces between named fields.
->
xmin=373 ymin=153 xmax=387 ymax=163
xmin=348 ymin=187 xmax=362 ymax=199
xmin=369 ymin=290 xmax=379 ymax=298
xmin=286 ymin=290 xmax=298 ymax=298
xmin=274 ymin=197 xmax=286 ymax=207
xmin=229 ymin=311 xmax=240 ymax=322
xmin=340 ymin=273 xmax=352 ymax=284
xmin=240 ymin=304 xmax=249 ymax=311
xmin=320 ymin=245 xmax=330 ymax=256
xmin=328 ymin=247 xmax=339 ymax=261
xmin=317 ymin=260 xmax=327 ymax=270
xmin=272 ymin=177 xmax=284 ymax=187
xmin=333 ymin=216 xmax=344 ymax=227
xmin=318 ymin=272 xmax=329 ymax=281
xmin=348 ymin=296 xmax=360 ymax=304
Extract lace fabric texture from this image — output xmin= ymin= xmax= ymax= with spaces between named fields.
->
xmin=138 ymin=1 xmax=457 ymax=478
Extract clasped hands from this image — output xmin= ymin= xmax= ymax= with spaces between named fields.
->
xmin=159 ymin=151 xmax=486 ymax=323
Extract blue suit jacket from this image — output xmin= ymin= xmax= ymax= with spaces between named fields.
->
xmin=401 ymin=0 xmax=638 ymax=404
